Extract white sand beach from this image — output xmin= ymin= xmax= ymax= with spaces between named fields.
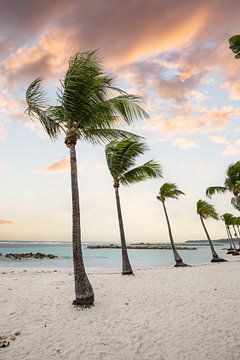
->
xmin=1 ymin=261 xmax=240 ymax=360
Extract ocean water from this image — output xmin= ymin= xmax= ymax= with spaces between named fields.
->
xmin=0 ymin=241 xmax=232 ymax=270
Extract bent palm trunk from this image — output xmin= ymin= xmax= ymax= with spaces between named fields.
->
xmin=162 ymin=201 xmax=188 ymax=267
xmin=200 ymin=216 xmax=226 ymax=263
xmin=227 ymin=226 xmax=239 ymax=256
xmin=114 ymin=185 xmax=133 ymax=275
xmin=226 ymin=225 xmax=234 ymax=251
xmin=233 ymin=225 xmax=240 ymax=251
xmin=68 ymin=141 xmax=94 ymax=306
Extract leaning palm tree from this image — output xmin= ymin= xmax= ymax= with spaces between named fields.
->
xmin=197 ymin=200 xmax=226 ymax=262
xmin=206 ymin=161 xmax=240 ymax=211
xmin=222 ymin=214 xmax=240 ymax=253
xmin=221 ymin=214 xmax=236 ymax=253
xmin=25 ymin=51 xmax=148 ymax=306
xmin=157 ymin=183 xmax=188 ymax=267
xmin=105 ymin=137 xmax=162 ymax=274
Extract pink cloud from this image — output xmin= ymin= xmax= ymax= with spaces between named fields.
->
xmin=35 ymin=157 xmax=69 ymax=173
xmin=0 ymin=220 xmax=14 ymax=225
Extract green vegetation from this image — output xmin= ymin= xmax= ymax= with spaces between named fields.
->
xmin=105 ymin=137 xmax=162 ymax=274
xmin=157 ymin=183 xmax=189 ymax=267
xmin=25 ymin=51 xmax=148 ymax=306
xmin=196 ymin=200 xmax=226 ymax=263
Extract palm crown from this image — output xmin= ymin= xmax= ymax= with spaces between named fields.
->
xmin=105 ymin=138 xmax=162 ymax=187
xmin=229 ymin=35 xmax=240 ymax=59
xmin=26 ymin=51 xmax=148 ymax=144
xmin=196 ymin=200 xmax=219 ymax=220
xmin=157 ymin=183 xmax=185 ymax=203
xmin=221 ymin=213 xmax=238 ymax=226
xmin=206 ymin=161 xmax=240 ymax=210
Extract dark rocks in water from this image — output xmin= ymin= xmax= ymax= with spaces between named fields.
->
xmin=87 ymin=244 xmax=197 ymax=250
xmin=4 ymin=252 xmax=57 ymax=260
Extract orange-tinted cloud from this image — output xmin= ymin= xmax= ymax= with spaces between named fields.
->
xmin=0 ymin=220 xmax=14 ymax=225
xmin=35 ymin=157 xmax=69 ymax=173
xmin=143 ymin=104 xmax=235 ymax=134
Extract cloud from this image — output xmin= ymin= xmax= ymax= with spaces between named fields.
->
xmin=96 ymin=162 xmax=106 ymax=171
xmin=173 ymin=137 xmax=198 ymax=150
xmin=4 ymin=29 xmax=76 ymax=84
xmin=223 ymin=140 xmax=240 ymax=156
xmin=0 ymin=125 xmax=6 ymax=140
xmin=209 ymin=135 xmax=227 ymax=144
xmin=0 ymin=163 xmax=6 ymax=171
xmin=35 ymin=157 xmax=86 ymax=173
xmin=35 ymin=157 xmax=69 ymax=173
xmin=143 ymin=104 xmax=234 ymax=134
xmin=0 ymin=220 xmax=14 ymax=225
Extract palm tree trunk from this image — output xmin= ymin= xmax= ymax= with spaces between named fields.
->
xmin=69 ymin=143 xmax=94 ymax=306
xmin=226 ymin=225 xmax=234 ymax=249
xmin=228 ymin=226 xmax=237 ymax=250
xmin=233 ymin=225 xmax=240 ymax=250
xmin=162 ymin=201 xmax=187 ymax=267
xmin=114 ymin=186 xmax=133 ymax=275
xmin=200 ymin=216 xmax=224 ymax=262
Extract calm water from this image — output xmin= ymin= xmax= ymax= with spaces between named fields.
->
xmin=0 ymin=241 xmax=231 ymax=269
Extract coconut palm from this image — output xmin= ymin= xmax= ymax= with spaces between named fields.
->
xmin=206 ymin=161 xmax=240 ymax=211
xmin=25 ymin=51 xmax=148 ymax=306
xmin=197 ymin=200 xmax=226 ymax=262
xmin=221 ymin=214 xmax=236 ymax=252
xmin=221 ymin=213 xmax=239 ymax=254
xmin=157 ymin=183 xmax=188 ymax=267
xmin=231 ymin=217 xmax=240 ymax=251
xmin=229 ymin=35 xmax=240 ymax=59
xmin=105 ymin=138 xmax=162 ymax=274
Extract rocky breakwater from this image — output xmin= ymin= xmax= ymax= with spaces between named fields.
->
xmin=1 ymin=252 xmax=57 ymax=260
xmin=87 ymin=244 xmax=197 ymax=250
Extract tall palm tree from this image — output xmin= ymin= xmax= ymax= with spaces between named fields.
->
xmin=206 ymin=161 xmax=240 ymax=211
xmin=221 ymin=214 xmax=236 ymax=253
xmin=229 ymin=35 xmax=240 ymax=59
xmin=222 ymin=214 xmax=240 ymax=254
xmin=197 ymin=200 xmax=226 ymax=262
xmin=105 ymin=137 xmax=162 ymax=274
xmin=25 ymin=51 xmax=148 ymax=306
xmin=157 ymin=183 xmax=188 ymax=267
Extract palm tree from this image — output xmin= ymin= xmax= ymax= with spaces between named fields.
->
xmin=221 ymin=214 xmax=236 ymax=253
xmin=157 ymin=183 xmax=189 ymax=267
xmin=229 ymin=35 xmax=240 ymax=59
xmin=105 ymin=138 xmax=162 ymax=274
xmin=222 ymin=214 xmax=240 ymax=253
xmin=206 ymin=161 xmax=240 ymax=211
xmin=25 ymin=51 xmax=148 ymax=306
xmin=196 ymin=200 xmax=226 ymax=262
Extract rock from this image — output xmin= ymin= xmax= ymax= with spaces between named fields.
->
xmin=4 ymin=252 xmax=57 ymax=260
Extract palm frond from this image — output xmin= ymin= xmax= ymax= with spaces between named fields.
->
xmin=105 ymin=138 xmax=149 ymax=179
xmin=221 ymin=213 xmax=235 ymax=225
xmin=229 ymin=35 xmax=240 ymax=58
xmin=196 ymin=199 xmax=219 ymax=220
xmin=157 ymin=183 xmax=185 ymax=202
xmin=106 ymin=94 xmax=149 ymax=125
xmin=58 ymin=51 xmax=148 ymax=136
xmin=206 ymin=186 xmax=227 ymax=198
xmin=231 ymin=196 xmax=240 ymax=211
xmin=82 ymin=128 xmax=142 ymax=144
xmin=120 ymin=160 xmax=162 ymax=185
xmin=26 ymin=78 xmax=47 ymax=115
xmin=25 ymin=79 xmax=61 ymax=140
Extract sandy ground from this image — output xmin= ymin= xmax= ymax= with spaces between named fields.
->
xmin=1 ymin=261 xmax=240 ymax=360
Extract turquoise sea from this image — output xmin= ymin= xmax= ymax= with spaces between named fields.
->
xmin=0 ymin=241 xmax=232 ymax=269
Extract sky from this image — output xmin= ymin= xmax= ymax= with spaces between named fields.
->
xmin=1 ymin=0 xmax=240 ymax=243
